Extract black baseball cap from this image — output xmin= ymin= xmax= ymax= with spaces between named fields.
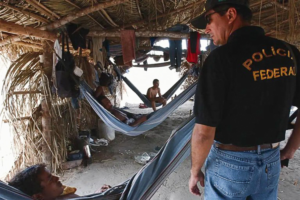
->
xmin=191 ymin=0 xmax=250 ymax=29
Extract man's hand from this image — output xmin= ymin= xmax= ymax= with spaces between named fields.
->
xmin=189 ymin=170 xmax=205 ymax=196
xmin=280 ymin=148 xmax=295 ymax=160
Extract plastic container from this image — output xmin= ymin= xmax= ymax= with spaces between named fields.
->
xmin=73 ymin=66 xmax=83 ymax=77
xmin=97 ymin=120 xmax=115 ymax=141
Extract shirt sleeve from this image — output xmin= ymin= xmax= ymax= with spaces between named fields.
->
xmin=292 ymin=45 xmax=300 ymax=108
xmin=194 ymin=51 xmax=228 ymax=126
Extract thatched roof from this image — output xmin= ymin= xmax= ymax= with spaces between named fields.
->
xmin=0 ymin=0 xmax=299 ymax=57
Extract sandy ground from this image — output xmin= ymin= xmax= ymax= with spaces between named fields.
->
xmin=61 ymin=101 xmax=300 ymax=200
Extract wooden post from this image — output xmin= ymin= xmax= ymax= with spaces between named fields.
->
xmin=41 ymin=100 xmax=52 ymax=170
xmin=41 ymin=40 xmax=53 ymax=170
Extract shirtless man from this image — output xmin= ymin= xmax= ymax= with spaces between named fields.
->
xmin=94 ymin=86 xmax=148 ymax=127
xmin=147 ymin=79 xmax=166 ymax=111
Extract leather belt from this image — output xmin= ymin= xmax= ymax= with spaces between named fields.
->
xmin=215 ymin=142 xmax=279 ymax=152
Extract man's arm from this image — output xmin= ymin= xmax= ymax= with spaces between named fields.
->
xmin=147 ymin=88 xmax=154 ymax=100
xmin=281 ymin=111 xmax=300 ymax=160
xmin=158 ymin=88 xmax=162 ymax=98
xmin=189 ymin=124 xmax=215 ymax=196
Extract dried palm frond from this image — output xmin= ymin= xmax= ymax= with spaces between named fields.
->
xmin=2 ymin=52 xmax=78 ymax=180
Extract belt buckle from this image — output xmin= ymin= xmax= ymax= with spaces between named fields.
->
xmin=271 ymin=142 xmax=279 ymax=149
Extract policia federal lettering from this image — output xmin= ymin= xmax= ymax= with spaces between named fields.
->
xmin=242 ymin=46 xmax=297 ymax=81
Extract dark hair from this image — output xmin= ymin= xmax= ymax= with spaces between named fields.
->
xmin=214 ymin=4 xmax=252 ymax=23
xmin=153 ymin=79 xmax=159 ymax=84
xmin=96 ymin=95 xmax=107 ymax=103
xmin=8 ymin=164 xmax=46 ymax=196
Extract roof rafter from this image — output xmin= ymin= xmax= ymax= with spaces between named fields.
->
xmin=110 ymin=1 xmax=202 ymax=30
xmin=136 ymin=0 xmax=143 ymax=19
xmin=64 ymin=0 xmax=105 ymax=29
xmin=0 ymin=2 xmax=50 ymax=24
xmin=0 ymin=0 xmax=129 ymax=47
xmin=41 ymin=0 xmax=128 ymax=30
xmin=25 ymin=0 xmax=60 ymax=20
xmin=93 ymin=0 xmax=118 ymax=27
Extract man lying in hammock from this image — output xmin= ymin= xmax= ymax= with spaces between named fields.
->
xmin=147 ymin=79 xmax=166 ymax=111
xmin=8 ymin=164 xmax=111 ymax=200
xmin=95 ymin=86 xmax=148 ymax=126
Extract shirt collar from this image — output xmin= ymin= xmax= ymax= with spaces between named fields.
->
xmin=227 ymin=26 xmax=265 ymax=43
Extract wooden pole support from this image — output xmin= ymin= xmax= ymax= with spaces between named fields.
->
xmin=0 ymin=19 xmax=57 ymax=42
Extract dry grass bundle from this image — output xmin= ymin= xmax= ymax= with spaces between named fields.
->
xmin=2 ymin=52 xmax=78 ymax=179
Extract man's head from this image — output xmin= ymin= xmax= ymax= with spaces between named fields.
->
xmin=153 ymin=79 xmax=159 ymax=87
xmin=8 ymin=164 xmax=64 ymax=200
xmin=98 ymin=96 xmax=113 ymax=111
xmin=191 ymin=0 xmax=252 ymax=45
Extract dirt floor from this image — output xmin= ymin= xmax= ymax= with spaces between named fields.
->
xmin=61 ymin=101 xmax=300 ymax=200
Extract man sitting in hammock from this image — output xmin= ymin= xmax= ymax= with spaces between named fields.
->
xmin=95 ymin=86 xmax=148 ymax=126
xmin=147 ymin=79 xmax=167 ymax=111
xmin=8 ymin=164 xmax=111 ymax=200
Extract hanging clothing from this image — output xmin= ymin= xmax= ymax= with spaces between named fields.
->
xmin=190 ymin=32 xmax=199 ymax=53
xmin=187 ymin=32 xmax=201 ymax=63
xmin=110 ymin=44 xmax=123 ymax=57
xmin=66 ymin=23 xmax=89 ymax=50
xmin=52 ymin=39 xmax=62 ymax=89
xmin=169 ymin=39 xmax=182 ymax=68
xmin=150 ymin=37 xmax=158 ymax=47
xmin=121 ymin=30 xmax=136 ymax=66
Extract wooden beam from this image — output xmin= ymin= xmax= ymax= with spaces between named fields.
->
xmin=41 ymin=0 xmax=129 ymax=31
xmin=0 ymin=35 xmax=23 ymax=46
xmin=133 ymin=61 xmax=171 ymax=68
xmin=99 ymin=9 xmax=119 ymax=27
xmin=10 ymin=91 xmax=42 ymax=95
xmin=0 ymin=2 xmax=50 ymax=24
xmin=14 ymin=41 xmax=43 ymax=49
xmin=0 ymin=19 xmax=57 ymax=41
xmin=88 ymin=30 xmax=189 ymax=38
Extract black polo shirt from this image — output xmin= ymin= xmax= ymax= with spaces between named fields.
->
xmin=194 ymin=26 xmax=300 ymax=147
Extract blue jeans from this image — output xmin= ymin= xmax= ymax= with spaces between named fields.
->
xmin=204 ymin=143 xmax=281 ymax=200
xmin=169 ymin=40 xmax=182 ymax=68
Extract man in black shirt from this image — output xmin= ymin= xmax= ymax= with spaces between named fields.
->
xmin=189 ymin=0 xmax=300 ymax=199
